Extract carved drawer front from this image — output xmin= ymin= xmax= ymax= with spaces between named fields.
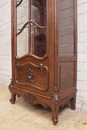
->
xmin=16 ymin=62 xmax=49 ymax=92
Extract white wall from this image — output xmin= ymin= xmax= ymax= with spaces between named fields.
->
xmin=0 ymin=0 xmax=87 ymax=111
xmin=0 ymin=0 xmax=11 ymax=86
xmin=77 ymin=0 xmax=87 ymax=112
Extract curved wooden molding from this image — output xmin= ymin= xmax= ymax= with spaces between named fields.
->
xmin=17 ymin=20 xmax=46 ymax=36
xmin=14 ymin=86 xmax=50 ymax=99
xmin=16 ymin=80 xmax=49 ymax=92
xmin=16 ymin=0 xmax=23 ymax=7
xmin=24 ymin=93 xmax=49 ymax=108
xmin=16 ymin=61 xmax=48 ymax=71
xmin=16 ymin=54 xmax=48 ymax=61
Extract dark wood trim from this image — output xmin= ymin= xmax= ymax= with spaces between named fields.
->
xmin=16 ymin=0 xmax=23 ymax=7
xmin=54 ymin=0 xmax=59 ymax=91
xmin=15 ymin=53 xmax=48 ymax=60
xmin=28 ymin=0 xmax=30 ymax=53
xmin=48 ymin=0 xmax=55 ymax=94
xmin=17 ymin=20 xmax=46 ymax=36
xmin=59 ymin=56 xmax=76 ymax=62
xmin=74 ymin=0 xmax=77 ymax=86
xmin=11 ymin=0 xmax=14 ymax=81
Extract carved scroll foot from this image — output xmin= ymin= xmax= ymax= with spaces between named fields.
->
xmin=52 ymin=102 xmax=59 ymax=125
xmin=10 ymin=93 xmax=16 ymax=104
xmin=70 ymin=97 xmax=76 ymax=110
xmin=9 ymin=82 xmax=16 ymax=104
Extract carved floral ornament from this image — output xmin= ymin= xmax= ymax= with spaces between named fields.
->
xmin=24 ymin=94 xmax=36 ymax=104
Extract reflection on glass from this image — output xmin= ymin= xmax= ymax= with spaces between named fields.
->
xmin=30 ymin=0 xmax=47 ymax=57
xmin=30 ymin=25 xmax=46 ymax=57
xmin=17 ymin=28 xmax=28 ymax=57
xmin=30 ymin=0 xmax=46 ymax=26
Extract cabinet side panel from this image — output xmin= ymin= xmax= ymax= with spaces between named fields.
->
xmin=59 ymin=62 xmax=74 ymax=88
xmin=58 ymin=0 xmax=77 ymax=96
xmin=58 ymin=0 xmax=74 ymax=56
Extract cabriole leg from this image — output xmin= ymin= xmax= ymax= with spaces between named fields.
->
xmin=10 ymin=93 xmax=16 ymax=104
xmin=70 ymin=96 xmax=76 ymax=110
xmin=9 ymin=82 xmax=16 ymax=104
xmin=52 ymin=102 xmax=59 ymax=125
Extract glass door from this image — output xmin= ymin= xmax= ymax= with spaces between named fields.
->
xmin=14 ymin=0 xmax=55 ymax=94
xmin=16 ymin=0 xmax=47 ymax=58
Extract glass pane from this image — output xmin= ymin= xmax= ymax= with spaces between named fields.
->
xmin=30 ymin=24 xmax=46 ymax=57
xmin=17 ymin=0 xmax=28 ymax=30
xmin=17 ymin=0 xmax=28 ymax=57
xmin=16 ymin=0 xmax=47 ymax=57
xmin=30 ymin=0 xmax=47 ymax=57
xmin=17 ymin=28 xmax=28 ymax=57
xmin=30 ymin=0 xmax=46 ymax=26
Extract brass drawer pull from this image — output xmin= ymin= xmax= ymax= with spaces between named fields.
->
xmin=39 ymin=63 xmax=45 ymax=71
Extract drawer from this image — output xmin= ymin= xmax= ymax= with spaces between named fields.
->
xmin=15 ymin=62 xmax=49 ymax=92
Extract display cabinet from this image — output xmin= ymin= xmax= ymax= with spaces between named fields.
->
xmin=9 ymin=0 xmax=77 ymax=125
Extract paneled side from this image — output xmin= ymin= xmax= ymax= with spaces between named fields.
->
xmin=58 ymin=0 xmax=76 ymax=97
xmin=58 ymin=0 xmax=75 ymax=56
xmin=59 ymin=62 xmax=74 ymax=88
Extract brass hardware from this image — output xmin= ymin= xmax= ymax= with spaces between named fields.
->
xmin=26 ymin=68 xmax=35 ymax=83
xmin=39 ymin=63 xmax=45 ymax=71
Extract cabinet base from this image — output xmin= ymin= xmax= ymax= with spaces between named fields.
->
xmin=9 ymin=83 xmax=76 ymax=125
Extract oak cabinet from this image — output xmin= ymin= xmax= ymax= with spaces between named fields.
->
xmin=9 ymin=0 xmax=77 ymax=125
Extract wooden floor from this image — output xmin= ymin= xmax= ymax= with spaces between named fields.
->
xmin=0 ymin=86 xmax=87 ymax=130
